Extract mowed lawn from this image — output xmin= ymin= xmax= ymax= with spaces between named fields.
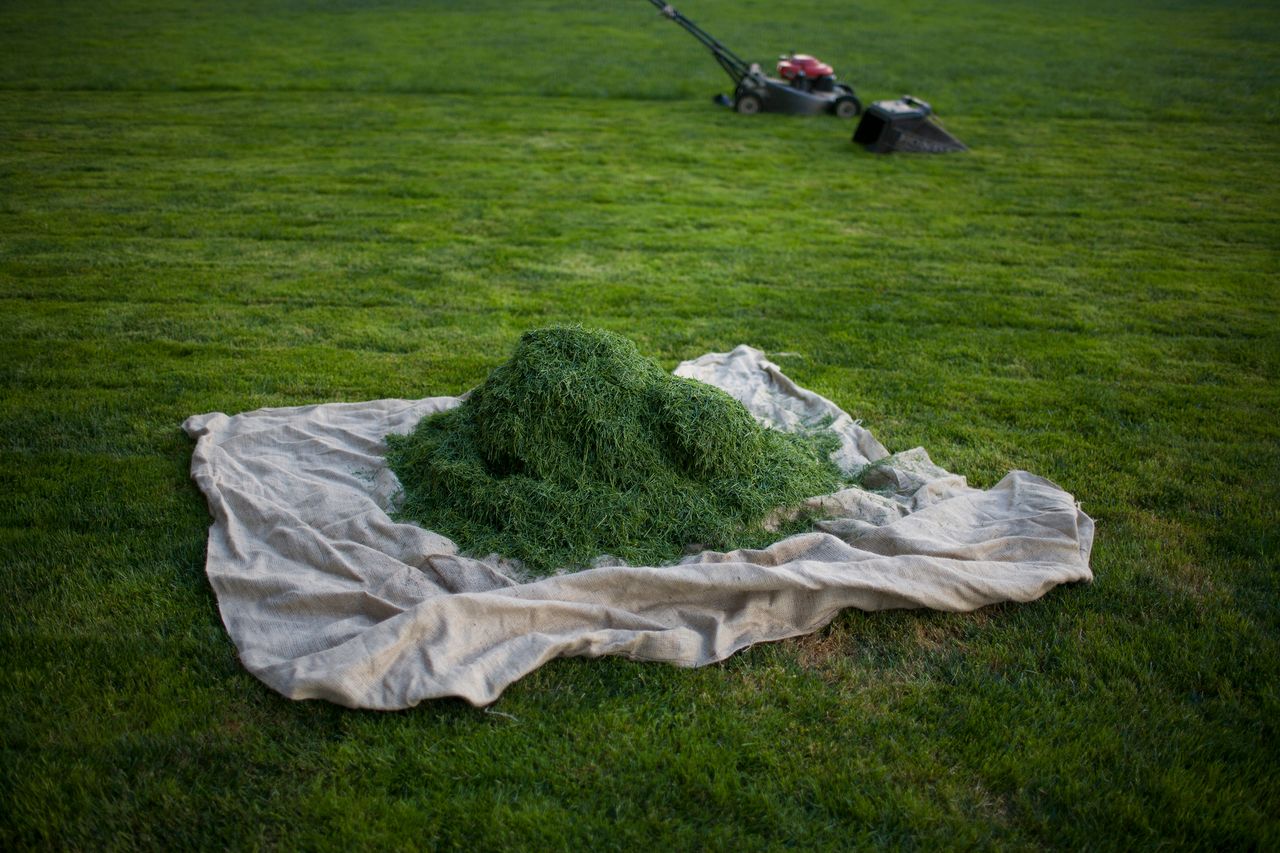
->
xmin=2 ymin=0 xmax=1278 ymax=847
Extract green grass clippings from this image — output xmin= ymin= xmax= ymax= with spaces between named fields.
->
xmin=386 ymin=326 xmax=841 ymax=573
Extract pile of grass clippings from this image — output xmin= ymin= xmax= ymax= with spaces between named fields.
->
xmin=386 ymin=326 xmax=842 ymax=574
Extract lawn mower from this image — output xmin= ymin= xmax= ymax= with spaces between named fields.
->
xmin=646 ymin=0 xmax=862 ymax=118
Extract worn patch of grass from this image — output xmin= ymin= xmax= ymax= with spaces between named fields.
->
xmin=2 ymin=0 xmax=1278 ymax=848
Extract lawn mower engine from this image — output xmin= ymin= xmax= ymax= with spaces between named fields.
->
xmin=776 ymin=53 xmax=837 ymax=92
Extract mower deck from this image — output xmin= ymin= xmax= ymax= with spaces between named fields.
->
xmin=731 ymin=76 xmax=861 ymax=118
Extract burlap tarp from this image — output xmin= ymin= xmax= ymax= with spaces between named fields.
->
xmin=183 ymin=346 xmax=1094 ymax=709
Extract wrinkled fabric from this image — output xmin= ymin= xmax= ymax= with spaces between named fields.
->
xmin=183 ymin=346 xmax=1094 ymax=709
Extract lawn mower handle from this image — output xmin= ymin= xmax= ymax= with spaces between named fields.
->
xmin=647 ymin=0 xmax=753 ymax=87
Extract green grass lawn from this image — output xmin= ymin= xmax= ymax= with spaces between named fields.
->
xmin=2 ymin=0 xmax=1278 ymax=847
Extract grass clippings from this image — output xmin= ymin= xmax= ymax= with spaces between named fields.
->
xmin=386 ymin=326 xmax=841 ymax=573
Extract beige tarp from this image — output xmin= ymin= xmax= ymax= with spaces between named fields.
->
xmin=183 ymin=346 xmax=1093 ymax=709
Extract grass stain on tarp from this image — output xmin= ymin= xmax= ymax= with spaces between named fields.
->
xmin=386 ymin=326 xmax=842 ymax=574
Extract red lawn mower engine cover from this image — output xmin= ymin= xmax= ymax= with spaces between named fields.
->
xmin=777 ymin=53 xmax=836 ymax=91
